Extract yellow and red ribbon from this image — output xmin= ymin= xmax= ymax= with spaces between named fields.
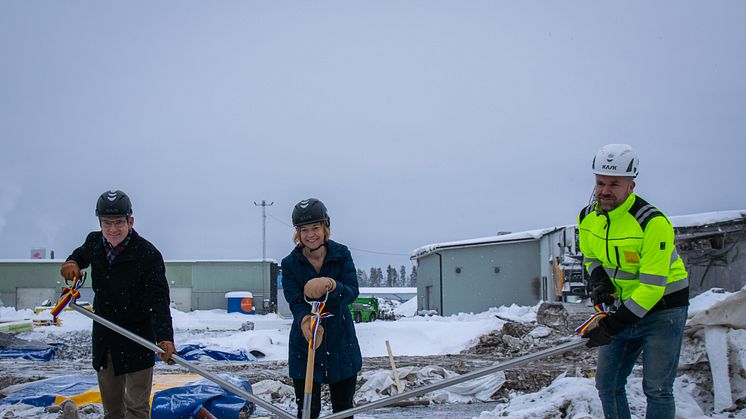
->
xmin=308 ymin=301 xmax=333 ymax=350
xmin=50 ymin=274 xmax=85 ymax=321
xmin=575 ymin=303 xmax=608 ymax=335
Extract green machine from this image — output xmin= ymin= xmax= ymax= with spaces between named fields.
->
xmin=349 ymin=296 xmax=379 ymax=323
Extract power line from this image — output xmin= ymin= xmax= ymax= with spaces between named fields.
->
xmin=347 ymin=246 xmax=411 ymax=257
xmin=266 ymin=212 xmax=293 ymax=228
xmin=265 ymin=210 xmax=410 ymax=257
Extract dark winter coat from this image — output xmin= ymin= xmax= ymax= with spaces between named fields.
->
xmin=67 ymin=230 xmax=173 ymax=376
xmin=282 ymin=240 xmax=362 ymax=384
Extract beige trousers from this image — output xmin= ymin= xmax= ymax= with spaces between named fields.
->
xmin=96 ymin=351 xmax=154 ymax=419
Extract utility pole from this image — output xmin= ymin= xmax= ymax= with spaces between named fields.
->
xmin=254 ymin=200 xmax=274 ymax=261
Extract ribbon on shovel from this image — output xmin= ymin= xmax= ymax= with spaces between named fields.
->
xmin=574 ymin=302 xmax=609 ymax=335
xmin=307 ymin=300 xmax=334 ymax=350
xmin=50 ymin=272 xmax=87 ymax=321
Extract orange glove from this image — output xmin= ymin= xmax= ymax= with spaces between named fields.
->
xmin=304 ymin=277 xmax=336 ymax=299
xmin=157 ymin=341 xmax=176 ymax=365
xmin=60 ymin=260 xmax=81 ymax=281
xmin=301 ymin=315 xmax=324 ymax=349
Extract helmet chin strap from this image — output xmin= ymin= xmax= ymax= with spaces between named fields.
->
xmin=307 ymin=242 xmax=326 ymax=252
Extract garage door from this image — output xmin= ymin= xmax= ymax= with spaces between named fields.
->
xmin=16 ymin=287 xmax=57 ymax=310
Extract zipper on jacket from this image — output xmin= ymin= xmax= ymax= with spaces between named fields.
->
xmin=613 ymin=246 xmax=622 ymax=299
xmin=601 ymin=211 xmax=622 ymax=300
xmin=602 ymin=211 xmax=612 ymax=263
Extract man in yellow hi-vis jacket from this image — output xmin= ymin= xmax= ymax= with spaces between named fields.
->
xmin=578 ymin=144 xmax=689 ymax=419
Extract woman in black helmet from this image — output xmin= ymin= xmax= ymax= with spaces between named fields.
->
xmin=281 ymin=198 xmax=362 ymax=419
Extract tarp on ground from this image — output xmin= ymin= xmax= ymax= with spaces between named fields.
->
xmin=0 ymin=373 xmax=255 ymax=418
xmin=687 ymin=286 xmax=746 ymax=331
xmin=165 ymin=344 xmax=257 ymax=362
xmin=0 ymin=332 xmax=61 ymax=361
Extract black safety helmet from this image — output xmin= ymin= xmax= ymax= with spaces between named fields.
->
xmin=95 ymin=190 xmax=132 ymax=217
xmin=291 ymin=198 xmax=330 ymax=227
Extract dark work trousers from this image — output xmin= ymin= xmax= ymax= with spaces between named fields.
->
xmin=293 ymin=375 xmax=357 ymax=419
xmin=96 ymin=351 xmax=154 ymax=419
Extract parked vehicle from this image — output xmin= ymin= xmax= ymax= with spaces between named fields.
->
xmin=348 ymin=296 xmax=379 ymax=323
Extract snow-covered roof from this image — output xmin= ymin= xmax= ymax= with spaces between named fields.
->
xmin=411 ymin=209 xmax=746 ymax=260
xmin=670 ymin=210 xmax=746 ymax=228
xmin=358 ymin=287 xmax=417 ymax=295
xmin=411 ymin=226 xmax=567 ymax=259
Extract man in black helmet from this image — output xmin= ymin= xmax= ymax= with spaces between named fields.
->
xmin=60 ymin=190 xmax=175 ymax=419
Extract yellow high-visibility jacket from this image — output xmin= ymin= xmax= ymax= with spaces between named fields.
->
xmin=578 ymin=194 xmax=688 ymax=328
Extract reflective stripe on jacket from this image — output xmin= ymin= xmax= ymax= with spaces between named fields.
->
xmin=578 ymin=194 xmax=688 ymax=319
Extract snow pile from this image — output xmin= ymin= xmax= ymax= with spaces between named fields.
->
xmin=393 ymin=296 xmax=417 ymax=317
xmin=356 ymin=366 xmax=505 ymax=404
xmin=0 ymin=307 xmax=34 ymax=322
xmin=475 ymin=373 xmax=720 ymax=419
xmin=250 ymin=380 xmax=296 ymax=415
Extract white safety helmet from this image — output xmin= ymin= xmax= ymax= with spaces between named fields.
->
xmin=592 ymin=144 xmax=639 ymax=177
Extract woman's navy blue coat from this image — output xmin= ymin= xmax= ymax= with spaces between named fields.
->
xmin=281 ymin=240 xmax=362 ymax=384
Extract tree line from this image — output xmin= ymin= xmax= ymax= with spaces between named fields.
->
xmin=356 ymin=265 xmax=417 ymax=288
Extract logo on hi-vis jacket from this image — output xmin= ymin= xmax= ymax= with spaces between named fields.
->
xmin=624 ymin=251 xmax=640 ymax=264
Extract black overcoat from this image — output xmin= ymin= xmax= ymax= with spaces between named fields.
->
xmin=67 ymin=229 xmax=173 ymax=375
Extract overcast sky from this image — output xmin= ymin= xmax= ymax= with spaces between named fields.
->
xmin=1 ymin=1 xmax=745 ymax=273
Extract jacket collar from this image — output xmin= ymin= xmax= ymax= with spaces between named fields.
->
xmin=596 ymin=193 xmax=636 ymax=220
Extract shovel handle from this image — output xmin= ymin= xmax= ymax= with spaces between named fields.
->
xmin=304 ymin=346 xmax=316 ymax=393
xmin=302 ymin=346 xmax=316 ymax=419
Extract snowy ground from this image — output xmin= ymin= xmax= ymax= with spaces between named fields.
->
xmin=1 ymin=290 xmax=744 ymax=418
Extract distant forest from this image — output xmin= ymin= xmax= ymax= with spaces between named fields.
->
xmin=356 ymin=265 xmax=417 ymax=288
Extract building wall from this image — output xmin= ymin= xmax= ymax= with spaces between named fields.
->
xmin=416 ymin=240 xmax=541 ymax=316
xmin=0 ymin=260 xmax=277 ymax=312
xmin=190 ymin=261 xmax=274 ymax=312
xmin=0 ymin=261 xmax=90 ymax=309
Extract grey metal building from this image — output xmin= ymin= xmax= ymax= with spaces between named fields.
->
xmin=0 ymin=260 xmax=278 ymax=312
xmin=411 ymin=227 xmax=577 ymax=316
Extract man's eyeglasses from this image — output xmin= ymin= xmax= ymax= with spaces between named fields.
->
xmin=101 ymin=219 xmax=128 ymax=229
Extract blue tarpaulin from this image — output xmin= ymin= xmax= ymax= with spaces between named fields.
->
xmin=0 ymin=344 xmax=62 ymax=361
xmin=0 ymin=373 xmax=255 ymax=418
xmin=156 ymin=344 xmax=257 ymax=362
xmin=151 ymin=374 xmax=255 ymax=418
xmin=0 ymin=333 xmax=62 ymax=361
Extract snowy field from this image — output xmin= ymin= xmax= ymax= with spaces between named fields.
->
xmin=1 ymin=290 xmax=745 ymax=418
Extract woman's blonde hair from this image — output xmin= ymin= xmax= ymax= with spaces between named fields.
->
xmin=293 ymin=223 xmax=331 ymax=247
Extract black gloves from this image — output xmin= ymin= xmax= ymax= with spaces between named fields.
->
xmin=582 ymin=304 xmax=639 ymax=348
xmin=589 ymin=267 xmax=616 ymax=306
xmin=583 ymin=317 xmax=613 ymax=348
xmin=591 ymin=282 xmax=616 ymax=306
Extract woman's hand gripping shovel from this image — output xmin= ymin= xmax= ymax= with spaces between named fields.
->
xmin=302 ymin=291 xmax=333 ymax=419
